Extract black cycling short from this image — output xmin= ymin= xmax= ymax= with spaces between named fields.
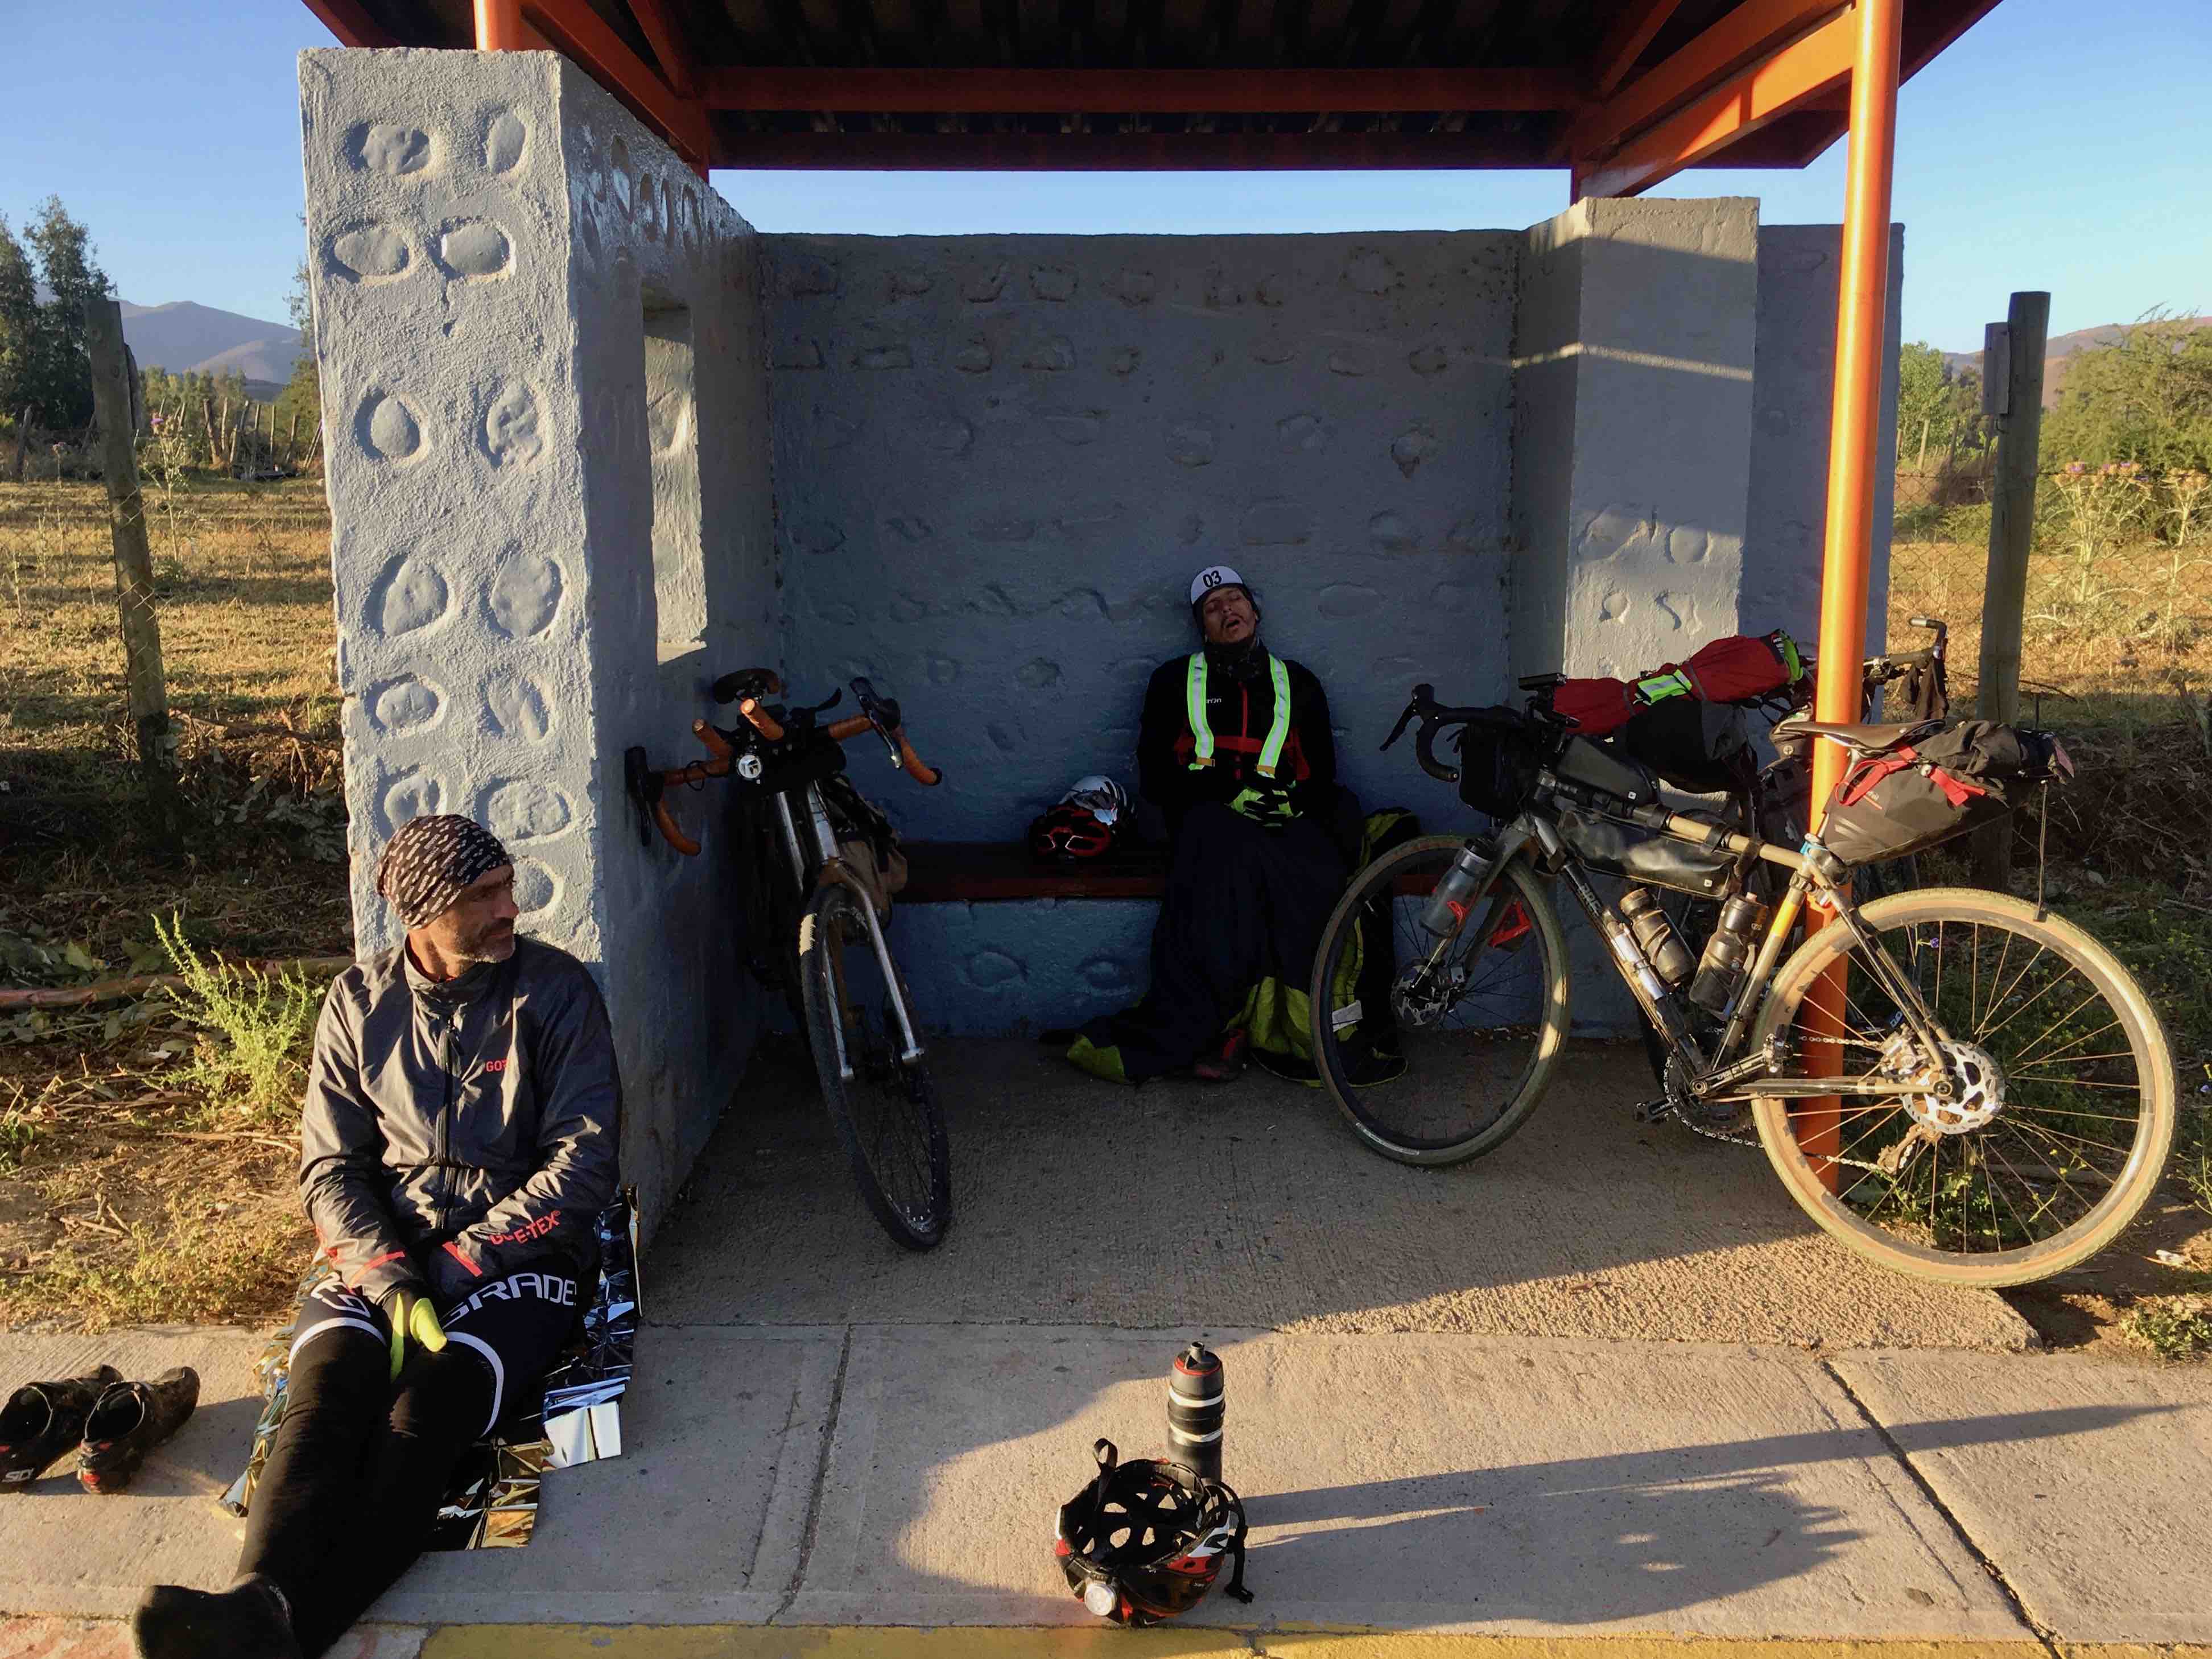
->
xmin=288 ymin=1262 xmax=581 ymax=1436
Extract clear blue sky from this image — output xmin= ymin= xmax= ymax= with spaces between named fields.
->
xmin=4 ymin=0 xmax=2205 ymax=350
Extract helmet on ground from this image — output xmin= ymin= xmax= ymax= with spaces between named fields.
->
xmin=1054 ymin=1438 xmax=1253 ymax=1627
xmin=1029 ymin=776 xmax=1129 ymax=862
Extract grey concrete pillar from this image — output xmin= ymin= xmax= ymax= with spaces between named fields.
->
xmin=1511 ymin=197 xmax=1760 ymax=684
xmin=301 ymin=48 xmax=776 ymax=1232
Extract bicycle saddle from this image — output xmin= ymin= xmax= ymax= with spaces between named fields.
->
xmin=1771 ymin=715 xmax=1943 ymax=754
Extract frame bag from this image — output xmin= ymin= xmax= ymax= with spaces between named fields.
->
xmin=1817 ymin=720 xmax=2071 ymax=866
xmin=1557 ymin=810 xmax=1735 ymax=898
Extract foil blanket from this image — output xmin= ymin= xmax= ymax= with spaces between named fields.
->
xmin=217 ymin=1191 xmax=642 ymax=1550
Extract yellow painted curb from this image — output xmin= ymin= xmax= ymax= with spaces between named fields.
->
xmin=410 ymin=1628 xmax=2207 ymax=1659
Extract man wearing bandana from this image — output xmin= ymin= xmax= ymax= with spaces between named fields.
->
xmin=1068 ymin=567 xmax=1357 ymax=1086
xmin=132 ymin=815 xmax=621 ymax=1659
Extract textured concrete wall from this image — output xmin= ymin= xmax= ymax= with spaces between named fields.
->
xmin=302 ymin=48 xmax=774 ymax=1233
xmin=1744 ymin=224 xmax=1904 ymax=654
xmin=765 ymin=232 xmax=1519 ymax=847
xmin=1511 ymin=197 xmax=1760 ymax=683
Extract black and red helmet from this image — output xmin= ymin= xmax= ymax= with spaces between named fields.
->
xmin=1029 ymin=775 xmax=1129 ymax=863
xmin=1054 ymin=1439 xmax=1253 ymax=1627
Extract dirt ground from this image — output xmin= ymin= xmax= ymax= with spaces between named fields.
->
xmin=1 ymin=481 xmax=2207 ymax=1350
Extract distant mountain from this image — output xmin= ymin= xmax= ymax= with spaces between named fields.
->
xmin=119 ymin=300 xmax=305 ymax=401
xmin=1942 ymin=316 xmax=2211 ymax=409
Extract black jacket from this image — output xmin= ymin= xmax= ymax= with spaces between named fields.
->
xmin=299 ymin=937 xmax=622 ymax=1304
xmin=1137 ymin=644 xmax=1336 ymax=833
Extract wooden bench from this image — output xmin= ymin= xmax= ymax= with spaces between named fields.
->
xmin=898 ymin=840 xmax=1444 ymax=903
xmin=898 ymin=841 xmax=1169 ymax=902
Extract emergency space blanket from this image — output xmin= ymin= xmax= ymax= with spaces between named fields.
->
xmin=217 ymin=1191 xmax=641 ymax=1550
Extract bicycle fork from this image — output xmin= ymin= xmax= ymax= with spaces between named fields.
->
xmin=791 ymin=786 xmax=926 ymax=1073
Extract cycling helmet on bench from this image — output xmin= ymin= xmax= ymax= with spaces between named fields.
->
xmin=1054 ymin=1438 xmax=1253 ymax=1626
xmin=1030 ymin=775 xmax=1129 ymax=863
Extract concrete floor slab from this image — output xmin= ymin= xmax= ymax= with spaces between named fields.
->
xmin=780 ymin=1326 xmax=2030 ymax=1638
xmin=1829 ymin=1351 xmax=2212 ymax=1646
xmin=0 ymin=1325 xmax=839 ymax=1629
xmin=652 ymin=1039 xmax=2032 ymax=1351
xmin=369 ymin=1327 xmax=841 ymax=1626
xmin=0 ymin=1327 xmax=266 ymax=1619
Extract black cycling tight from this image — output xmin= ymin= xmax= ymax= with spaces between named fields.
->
xmin=237 ymin=1266 xmax=576 ymax=1656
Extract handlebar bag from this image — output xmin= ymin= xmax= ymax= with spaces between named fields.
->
xmin=1817 ymin=720 xmax=2067 ymax=866
xmin=1454 ymin=709 xmax=1546 ymax=819
xmin=1556 ymin=810 xmax=1734 ymax=898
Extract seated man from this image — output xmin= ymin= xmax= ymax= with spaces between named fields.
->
xmin=1069 ymin=566 xmax=1357 ymax=1085
xmin=133 ymin=815 xmax=622 ymax=1659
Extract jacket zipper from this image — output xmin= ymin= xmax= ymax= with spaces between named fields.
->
xmin=435 ymin=1006 xmax=455 ymax=1237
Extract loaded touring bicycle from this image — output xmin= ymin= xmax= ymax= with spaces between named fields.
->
xmin=1306 ymin=640 xmax=2175 ymax=1290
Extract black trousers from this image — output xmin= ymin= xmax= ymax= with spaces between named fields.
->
xmin=238 ymin=1264 xmax=579 ymax=1656
xmin=1079 ymin=801 xmax=1351 ymax=1082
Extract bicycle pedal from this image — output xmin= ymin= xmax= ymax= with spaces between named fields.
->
xmin=1633 ymin=1097 xmax=1673 ymax=1124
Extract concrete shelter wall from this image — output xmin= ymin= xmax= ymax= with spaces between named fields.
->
xmin=302 ymin=48 xmax=774 ymax=1234
xmin=1509 ymin=197 xmax=1760 ymax=684
xmin=764 ymin=231 xmax=1520 ymax=846
xmin=1744 ymin=224 xmax=1904 ymax=654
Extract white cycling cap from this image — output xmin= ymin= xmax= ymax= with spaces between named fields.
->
xmin=1189 ymin=565 xmax=1249 ymax=606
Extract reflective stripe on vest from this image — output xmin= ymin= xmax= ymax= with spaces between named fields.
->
xmin=1185 ymin=653 xmax=1294 ymax=778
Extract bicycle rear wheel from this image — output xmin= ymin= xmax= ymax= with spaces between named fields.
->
xmin=1308 ymin=836 xmax=1571 ymax=1166
xmin=1748 ymin=887 xmax=2174 ymax=1286
xmin=798 ymin=882 xmax=952 ymax=1250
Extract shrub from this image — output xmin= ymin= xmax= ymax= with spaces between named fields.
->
xmin=155 ymin=913 xmax=325 ymax=1124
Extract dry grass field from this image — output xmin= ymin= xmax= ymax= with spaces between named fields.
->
xmin=2 ymin=479 xmax=2207 ymax=1351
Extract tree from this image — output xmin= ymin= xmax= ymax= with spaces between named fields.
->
xmin=0 ymin=217 xmax=38 ymax=431
xmin=1895 ymin=341 xmax=1953 ymax=469
xmin=274 ymin=249 xmax=321 ymax=465
xmin=2040 ymin=313 xmax=2212 ymax=474
xmin=3 ymin=197 xmax=113 ymax=435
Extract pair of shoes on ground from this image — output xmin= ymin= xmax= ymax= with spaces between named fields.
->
xmin=1 ymin=1364 xmax=201 ymax=1495
xmin=133 ymin=1575 xmax=301 ymax=1659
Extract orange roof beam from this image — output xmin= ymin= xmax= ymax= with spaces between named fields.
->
xmin=519 ymin=0 xmax=712 ymax=174
xmin=699 ymin=66 xmax=1587 ymax=114
xmin=625 ymin=0 xmax=698 ymax=98
xmin=305 ymin=0 xmax=402 ymax=48
xmin=1593 ymin=0 xmax=1690 ymax=98
xmin=1574 ymin=7 xmax=1854 ymax=199
xmin=1569 ymin=0 xmax=1847 ymax=162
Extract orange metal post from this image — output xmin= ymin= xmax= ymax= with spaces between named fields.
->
xmin=1800 ymin=0 xmax=1905 ymax=1186
xmin=476 ymin=0 xmax=526 ymax=50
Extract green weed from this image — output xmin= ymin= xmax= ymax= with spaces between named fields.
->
xmin=2120 ymin=1297 xmax=2212 ymax=1361
xmin=154 ymin=913 xmax=327 ymax=1125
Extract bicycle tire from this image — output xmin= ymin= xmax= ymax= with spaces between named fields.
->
xmin=1748 ymin=886 xmax=2175 ymax=1287
xmin=1308 ymin=836 xmax=1571 ymax=1167
xmin=798 ymin=881 xmax=952 ymax=1250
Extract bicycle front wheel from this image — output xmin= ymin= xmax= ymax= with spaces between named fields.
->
xmin=1309 ymin=836 xmax=1571 ymax=1166
xmin=1749 ymin=887 xmax=2175 ymax=1287
xmin=798 ymin=882 xmax=952 ymax=1250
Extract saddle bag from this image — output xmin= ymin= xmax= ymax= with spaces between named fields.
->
xmin=1557 ymin=809 xmax=1735 ymax=898
xmin=1817 ymin=720 xmax=2072 ymax=866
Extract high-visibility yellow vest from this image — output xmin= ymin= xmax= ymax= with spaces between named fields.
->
xmin=1185 ymin=652 xmax=1294 ymax=778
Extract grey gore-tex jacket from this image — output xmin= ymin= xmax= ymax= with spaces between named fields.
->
xmin=300 ymin=936 xmax=622 ymax=1306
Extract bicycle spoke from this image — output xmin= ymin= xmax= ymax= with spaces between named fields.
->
xmin=2008 ymin=1009 xmax=2122 ymax=1072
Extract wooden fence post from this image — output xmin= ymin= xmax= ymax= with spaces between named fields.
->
xmin=1971 ymin=290 xmax=2050 ymax=891
xmin=85 ymin=296 xmax=180 ymax=848
xmin=9 ymin=405 xmax=27 ymax=482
